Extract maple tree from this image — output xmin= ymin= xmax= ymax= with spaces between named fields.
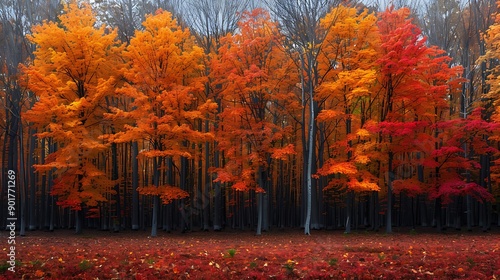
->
xmin=373 ymin=7 xmax=438 ymax=232
xmin=106 ymin=9 xmax=215 ymax=236
xmin=212 ymin=9 xmax=297 ymax=235
xmin=479 ymin=2 xmax=500 ymax=226
xmin=185 ymin=0 xmax=250 ymax=231
xmin=316 ymin=5 xmax=381 ymax=233
xmin=482 ymin=0 xmax=500 ymax=123
xmin=23 ymin=2 xmax=124 ymax=233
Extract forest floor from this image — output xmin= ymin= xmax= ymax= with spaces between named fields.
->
xmin=0 ymin=227 xmax=499 ymax=279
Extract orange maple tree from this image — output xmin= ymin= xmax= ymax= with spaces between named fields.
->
xmin=105 ymin=9 xmax=216 ymax=235
xmin=23 ymin=2 xmax=124 ymax=230
xmin=211 ymin=9 xmax=297 ymax=234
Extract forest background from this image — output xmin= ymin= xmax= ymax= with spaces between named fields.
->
xmin=1 ymin=0 xmax=500 ymax=237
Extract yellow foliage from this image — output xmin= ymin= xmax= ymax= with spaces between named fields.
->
xmin=356 ymin=128 xmax=371 ymax=138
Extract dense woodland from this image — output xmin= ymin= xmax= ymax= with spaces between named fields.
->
xmin=1 ymin=0 xmax=500 ymax=236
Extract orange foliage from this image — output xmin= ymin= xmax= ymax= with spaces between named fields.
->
xmin=212 ymin=9 xmax=297 ymax=192
xmin=137 ymin=185 xmax=189 ymax=204
xmin=23 ymin=2 xmax=123 ymax=210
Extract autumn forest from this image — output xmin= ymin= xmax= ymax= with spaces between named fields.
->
xmin=2 ymin=0 xmax=500 ymax=241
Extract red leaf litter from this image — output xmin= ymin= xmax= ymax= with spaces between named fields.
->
xmin=1 ymin=229 xmax=499 ymax=279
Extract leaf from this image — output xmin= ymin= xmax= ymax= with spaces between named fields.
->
xmin=232 ymin=181 xmax=249 ymax=192
xmin=316 ymin=160 xmax=358 ymax=176
xmin=354 ymin=154 xmax=370 ymax=164
xmin=347 ymin=178 xmax=380 ymax=192
xmin=393 ymin=178 xmax=425 ymax=197
xmin=316 ymin=110 xmax=341 ymax=122
xmin=356 ymin=128 xmax=371 ymax=138
xmin=137 ymin=185 xmax=189 ymax=204
xmin=271 ymin=144 xmax=296 ymax=160
xmin=431 ymin=146 xmax=463 ymax=158
xmin=436 ymin=179 xmax=494 ymax=204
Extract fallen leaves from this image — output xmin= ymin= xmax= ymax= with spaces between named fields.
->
xmin=0 ymin=229 xmax=499 ymax=279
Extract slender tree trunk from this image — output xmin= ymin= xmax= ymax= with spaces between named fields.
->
xmin=466 ymin=195 xmax=472 ymax=231
xmin=480 ymin=153 xmax=490 ymax=231
xmin=256 ymin=165 xmax=269 ymax=235
xmin=256 ymin=191 xmax=263 ymax=235
xmin=111 ymin=141 xmax=120 ymax=232
xmin=151 ymin=195 xmax=159 ymax=237
xmin=131 ymin=142 xmax=139 ymax=230
xmin=303 ymin=54 xmax=316 ymax=235
xmin=75 ymin=208 xmax=83 ymax=234
xmin=180 ymin=155 xmax=188 ymax=232
xmin=122 ymin=143 xmax=128 ymax=229
xmin=151 ymin=157 xmax=159 ymax=237
xmin=28 ymin=127 xmax=37 ymax=230
xmin=1 ymin=127 xmax=8 ymax=230
xmin=345 ymin=191 xmax=354 ymax=234
xmin=454 ymin=197 xmax=462 ymax=230
xmin=48 ymin=142 xmax=56 ymax=231
xmin=262 ymin=187 xmax=269 ymax=232
xmin=203 ymin=131 xmax=211 ymax=231
xmin=386 ymin=151 xmax=394 ymax=234
xmin=6 ymin=98 xmax=19 ymax=232
xmin=345 ymin=109 xmax=353 ymax=233
xmin=40 ymin=138 xmax=48 ymax=229
xmin=435 ymin=197 xmax=442 ymax=231
xmin=19 ymin=123 xmax=27 ymax=236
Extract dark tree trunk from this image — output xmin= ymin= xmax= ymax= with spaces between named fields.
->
xmin=28 ymin=127 xmax=37 ymax=230
xmin=434 ymin=197 xmax=442 ymax=232
xmin=75 ymin=208 xmax=83 ymax=234
xmin=111 ymin=142 xmax=120 ymax=232
xmin=386 ymin=151 xmax=394 ymax=234
xmin=151 ymin=157 xmax=160 ymax=237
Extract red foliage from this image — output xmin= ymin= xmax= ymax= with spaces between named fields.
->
xmin=1 ymin=230 xmax=499 ymax=279
xmin=393 ymin=178 xmax=426 ymax=197
xmin=433 ymin=179 xmax=495 ymax=204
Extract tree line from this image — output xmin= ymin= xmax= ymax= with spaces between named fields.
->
xmin=1 ymin=0 xmax=500 ymax=236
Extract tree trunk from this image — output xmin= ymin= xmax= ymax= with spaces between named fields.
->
xmin=480 ymin=153 xmax=490 ymax=231
xmin=75 ymin=208 xmax=83 ymax=234
xmin=40 ymin=137 xmax=48 ymax=229
xmin=19 ymin=122 xmax=27 ymax=236
xmin=386 ymin=151 xmax=394 ymax=234
xmin=180 ymin=155 xmax=188 ymax=232
xmin=28 ymin=127 xmax=37 ymax=230
xmin=345 ymin=110 xmax=353 ymax=233
xmin=256 ymin=191 xmax=263 ymax=235
xmin=345 ymin=191 xmax=354 ymax=234
xmin=151 ymin=157 xmax=160 ymax=237
xmin=131 ymin=142 xmax=139 ymax=230
xmin=434 ymin=197 xmax=442 ymax=231
xmin=203 ymin=124 xmax=211 ymax=230
xmin=304 ymin=55 xmax=316 ymax=235
xmin=151 ymin=195 xmax=159 ymax=237
xmin=111 ymin=142 xmax=120 ymax=232
xmin=48 ymin=142 xmax=56 ymax=232
xmin=256 ymin=165 xmax=269 ymax=235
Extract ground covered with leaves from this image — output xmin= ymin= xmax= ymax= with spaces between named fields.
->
xmin=1 ymin=228 xmax=499 ymax=279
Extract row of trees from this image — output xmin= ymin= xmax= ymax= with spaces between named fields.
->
xmin=1 ymin=0 xmax=500 ymax=236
